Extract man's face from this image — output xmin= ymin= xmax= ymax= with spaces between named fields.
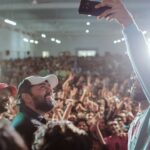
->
xmin=0 ymin=88 xmax=11 ymax=113
xmin=29 ymin=82 xmax=55 ymax=113
xmin=108 ymin=121 xmax=120 ymax=135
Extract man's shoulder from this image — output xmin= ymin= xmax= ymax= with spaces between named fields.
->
xmin=11 ymin=112 xmax=26 ymax=128
xmin=11 ymin=111 xmax=44 ymax=129
xmin=11 ymin=111 xmax=37 ymax=135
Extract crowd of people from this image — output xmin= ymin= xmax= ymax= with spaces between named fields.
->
xmin=0 ymin=0 xmax=149 ymax=150
xmin=0 ymin=52 xmax=140 ymax=150
xmin=0 ymin=53 xmax=132 ymax=85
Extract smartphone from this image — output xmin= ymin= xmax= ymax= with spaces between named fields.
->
xmin=78 ymin=0 xmax=111 ymax=16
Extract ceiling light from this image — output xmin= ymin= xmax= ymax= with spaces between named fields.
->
xmin=41 ymin=34 xmax=46 ymax=38
xmin=4 ymin=19 xmax=16 ymax=26
xmin=34 ymin=41 xmax=39 ymax=44
xmin=88 ymin=15 xmax=91 ymax=17
xmin=113 ymin=40 xmax=117 ymax=44
xmin=55 ymin=39 xmax=61 ymax=44
xmin=117 ymin=40 xmax=121 ymax=43
xmin=121 ymin=38 xmax=125 ymax=41
xmin=23 ymin=38 xmax=29 ymax=42
xmin=30 ymin=40 xmax=34 ymax=43
xmin=51 ymin=38 xmax=55 ymax=42
xmin=86 ymin=22 xmax=91 ymax=26
xmin=85 ymin=29 xmax=89 ymax=33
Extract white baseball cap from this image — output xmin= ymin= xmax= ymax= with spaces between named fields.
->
xmin=18 ymin=74 xmax=58 ymax=95
xmin=25 ymin=74 xmax=58 ymax=88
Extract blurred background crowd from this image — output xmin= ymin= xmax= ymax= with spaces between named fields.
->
xmin=0 ymin=52 xmax=142 ymax=150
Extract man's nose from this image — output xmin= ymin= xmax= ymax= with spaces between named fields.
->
xmin=45 ymin=84 xmax=52 ymax=93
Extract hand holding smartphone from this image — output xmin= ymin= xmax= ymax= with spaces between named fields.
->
xmin=78 ymin=0 xmax=111 ymax=16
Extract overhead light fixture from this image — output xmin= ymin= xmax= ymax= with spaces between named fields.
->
xmin=113 ymin=40 xmax=117 ymax=44
xmin=121 ymin=38 xmax=125 ymax=41
xmin=30 ymin=40 xmax=34 ymax=43
xmin=117 ymin=40 xmax=121 ymax=43
xmin=51 ymin=38 xmax=55 ymax=42
xmin=23 ymin=38 xmax=29 ymax=42
xmin=85 ymin=29 xmax=89 ymax=33
xmin=88 ymin=15 xmax=91 ymax=17
xmin=34 ymin=41 xmax=39 ymax=44
xmin=55 ymin=39 xmax=61 ymax=44
xmin=4 ymin=19 xmax=16 ymax=26
xmin=86 ymin=22 xmax=91 ymax=26
xmin=41 ymin=34 xmax=46 ymax=38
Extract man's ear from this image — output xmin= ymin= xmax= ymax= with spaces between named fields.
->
xmin=21 ymin=93 xmax=33 ymax=105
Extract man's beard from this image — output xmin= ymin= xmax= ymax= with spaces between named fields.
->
xmin=31 ymin=93 xmax=55 ymax=113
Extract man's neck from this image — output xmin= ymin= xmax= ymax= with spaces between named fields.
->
xmin=20 ymin=104 xmax=44 ymax=118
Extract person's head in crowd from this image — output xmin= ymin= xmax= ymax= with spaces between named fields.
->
xmin=114 ymin=117 xmax=127 ymax=132
xmin=0 ymin=83 xmax=17 ymax=114
xmin=99 ymin=105 xmax=105 ymax=115
xmin=74 ymin=118 xmax=89 ymax=132
xmin=68 ymin=114 xmax=77 ymax=122
xmin=117 ymin=113 xmax=127 ymax=124
xmin=17 ymin=74 xmax=58 ymax=114
xmin=33 ymin=120 xmax=92 ymax=150
xmin=107 ymin=120 xmax=121 ymax=135
xmin=86 ymin=112 xmax=94 ymax=120
xmin=12 ymin=75 xmax=58 ymax=150
xmin=0 ymin=125 xmax=28 ymax=150
xmin=97 ymin=98 xmax=106 ymax=106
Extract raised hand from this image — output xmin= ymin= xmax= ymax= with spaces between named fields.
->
xmin=95 ymin=0 xmax=134 ymax=27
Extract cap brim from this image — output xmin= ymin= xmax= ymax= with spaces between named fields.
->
xmin=26 ymin=74 xmax=58 ymax=88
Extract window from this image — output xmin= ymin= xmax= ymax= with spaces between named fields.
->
xmin=77 ymin=50 xmax=96 ymax=57
xmin=42 ymin=51 xmax=49 ymax=58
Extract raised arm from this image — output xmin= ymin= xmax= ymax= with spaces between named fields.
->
xmin=96 ymin=0 xmax=150 ymax=102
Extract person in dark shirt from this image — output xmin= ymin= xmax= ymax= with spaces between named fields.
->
xmin=12 ymin=74 xmax=58 ymax=150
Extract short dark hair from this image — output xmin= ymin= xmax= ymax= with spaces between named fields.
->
xmin=17 ymin=80 xmax=32 ymax=105
xmin=34 ymin=120 xmax=92 ymax=150
xmin=18 ymin=80 xmax=32 ymax=96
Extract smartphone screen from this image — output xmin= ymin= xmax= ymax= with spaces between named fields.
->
xmin=78 ymin=0 xmax=111 ymax=16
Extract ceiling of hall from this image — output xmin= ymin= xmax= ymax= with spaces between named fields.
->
xmin=0 ymin=0 xmax=149 ymax=50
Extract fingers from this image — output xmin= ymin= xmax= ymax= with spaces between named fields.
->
xmin=95 ymin=1 xmax=114 ymax=9
xmin=97 ymin=8 xmax=118 ymax=19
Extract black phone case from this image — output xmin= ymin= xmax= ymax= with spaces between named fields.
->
xmin=78 ymin=0 xmax=110 ymax=16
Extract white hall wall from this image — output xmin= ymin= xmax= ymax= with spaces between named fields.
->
xmin=0 ymin=28 xmax=126 ymax=60
xmin=0 ymin=28 xmax=32 ymax=60
xmin=34 ymin=34 xmax=126 ymax=57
